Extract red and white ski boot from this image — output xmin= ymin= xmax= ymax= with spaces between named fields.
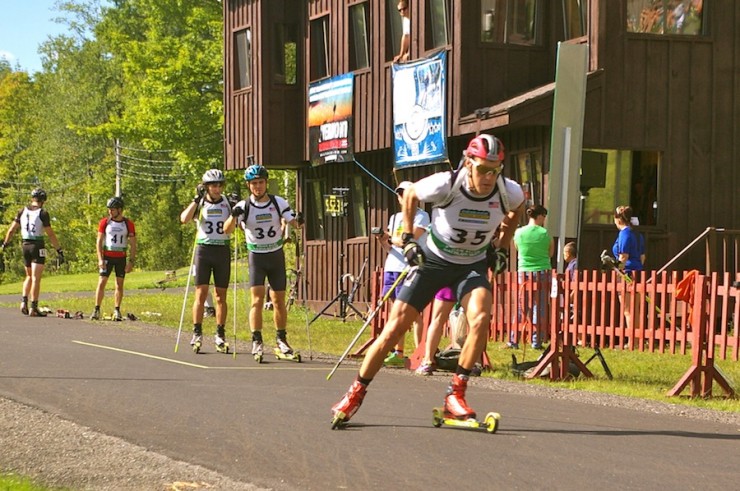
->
xmin=331 ymin=380 xmax=367 ymax=429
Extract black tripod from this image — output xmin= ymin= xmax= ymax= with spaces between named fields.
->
xmin=309 ymin=252 xmax=367 ymax=324
xmin=309 ymin=188 xmax=366 ymax=324
xmin=584 ymin=347 xmax=613 ymax=379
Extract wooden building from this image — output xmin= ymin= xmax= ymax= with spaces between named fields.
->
xmin=223 ymin=0 xmax=740 ymax=311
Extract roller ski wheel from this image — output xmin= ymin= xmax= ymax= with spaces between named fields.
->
xmin=190 ymin=334 xmax=202 ymax=354
xmin=216 ymin=343 xmax=230 ymax=354
xmin=253 ymin=353 xmax=263 ymax=363
xmin=273 ymin=347 xmax=301 ymax=363
xmin=432 ymin=407 xmax=500 ymax=433
xmin=331 ymin=412 xmax=348 ymax=430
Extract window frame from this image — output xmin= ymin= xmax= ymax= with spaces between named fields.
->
xmin=272 ymin=23 xmax=299 ymax=85
xmin=306 ymin=179 xmax=326 ymax=241
xmin=426 ymin=0 xmax=451 ymax=51
xmin=479 ymin=0 xmax=542 ymax=46
xmin=386 ymin=0 xmax=404 ymax=63
xmin=349 ymin=2 xmax=371 ymax=71
xmin=310 ymin=15 xmax=330 ymax=81
xmin=626 ymin=0 xmax=706 ymax=36
xmin=234 ymin=27 xmax=252 ymax=91
xmin=562 ymin=0 xmax=587 ymax=40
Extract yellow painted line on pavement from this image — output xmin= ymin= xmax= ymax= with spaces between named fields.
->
xmin=72 ymin=340 xmax=349 ymax=371
xmin=73 ymin=340 xmax=209 ymax=368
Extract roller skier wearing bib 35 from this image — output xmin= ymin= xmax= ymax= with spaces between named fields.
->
xmin=330 ymin=135 xmax=524 ymax=431
xmin=180 ymin=169 xmax=232 ymax=353
xmin=224 ymin=164 xmax=304 ymax=363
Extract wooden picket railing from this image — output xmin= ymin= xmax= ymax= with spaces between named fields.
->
xmin=360 ymin=268 xmax=739 ymax=398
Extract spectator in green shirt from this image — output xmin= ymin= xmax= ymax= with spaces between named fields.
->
xmin=511 ymin=205 xmax=554 ymax=349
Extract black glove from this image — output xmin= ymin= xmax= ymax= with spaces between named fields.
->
xmin=402 ymin=240 xmax=425 ymax=267
xmin=295 ymin=212 xmax=305 ymax=226
xmin=193 ymin=184 xmax=206 ymax=203
xmin=57 ymin=248 xmax=66 ymax=265
xmin=227 ymin=192 xmax=240 ymax=208
xmin=486 ymin=246 xmax=509 ymax=275
xmin=231 ymin=206 xmax=244 ymax=217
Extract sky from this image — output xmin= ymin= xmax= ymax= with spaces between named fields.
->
xmin=0 ymin=0 xmax=70 ymax=73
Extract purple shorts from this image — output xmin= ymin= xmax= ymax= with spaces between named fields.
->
xmin=434 ymin=286 xmax=455 ymax=302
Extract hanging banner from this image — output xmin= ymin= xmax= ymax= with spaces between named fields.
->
xmin=308 ymin=73 xmax=354 ymax=166
xmin=392 ymin=51 xmax=447 ymax=169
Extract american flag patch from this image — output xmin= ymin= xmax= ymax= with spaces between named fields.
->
xmin=489 ymin=201 xmax=500 ymax=208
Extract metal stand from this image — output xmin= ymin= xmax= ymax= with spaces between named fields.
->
xmin=584 ymin=347 xmax=613 ymax=379
xmin=309 ymin=252 xmax=367 ymax=324
xmin=309 ymin=188 xmax=366 ymax=324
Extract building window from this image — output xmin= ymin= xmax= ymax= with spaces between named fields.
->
xmin=350 ymin=175 xmax=368 ymax=237
xmin=581 ymin=150 xmax=660 ymax=226
xmin=427 ymin=0 xmax=449 ymax=49
xmin=386 ymin=0 xmax=403 ymax=62
xmin=480 ymin=0 xmax=540 ymax=45
xmin=273 ymin=24 xmax=298 ymax=85
xmin=627 ymin=0 xmax=704 ymax=35
xmin=350 ymin=3 xmax=370 ymax=70
xmin=306 ymin=179 xmax=326 ymax=240
xmin=563 ymin=0 xmax=587 ymax=39
xmin=234 ymin=28 xmax=252 ymax=90
xmin=513 ymin=149 xmax=543 ymax=214
xmin=310 ymin=16 xmax=330 ymax=81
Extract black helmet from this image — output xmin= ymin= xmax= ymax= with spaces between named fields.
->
xmin=107 ymin=196 xmax=124 ymax=209
xmin=31 ymin=188 xmax=47 ymax=202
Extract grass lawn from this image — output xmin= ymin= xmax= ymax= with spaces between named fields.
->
xmin=1 ymin=270 xmax=738 ymax=414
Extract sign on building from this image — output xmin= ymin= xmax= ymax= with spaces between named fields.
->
xmin=392 ymin=51 xmax=447 ymax=169
xmin=308 ymin=73 xmax=355 ymax=166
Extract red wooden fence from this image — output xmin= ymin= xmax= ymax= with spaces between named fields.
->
xmin=358 ymin=268 xmax=739 ymax=398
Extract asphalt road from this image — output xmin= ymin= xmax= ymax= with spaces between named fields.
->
xmin=1 ymin=304 xmax=739 ymax=490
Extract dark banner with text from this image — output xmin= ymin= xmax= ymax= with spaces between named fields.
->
xmin=308 ymin=73 xmax=354 ymax=166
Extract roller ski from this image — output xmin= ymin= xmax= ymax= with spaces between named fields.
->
xmin=431 ymin=374 xmax=500 ymax=434
xmin=215 ymin=335 xmax=230 ymax=354
xmin=215 ymin=325 xmax=230 ymax=354
xmin=190 ymin=333 xmax=202 ymax=354
xmin=251 ymin=332 xmax=264 ymax=363
xmin=274 ymin=331 xmax=301 ymax=363
xmin=330 ymin=380 xmax=367 ymax=429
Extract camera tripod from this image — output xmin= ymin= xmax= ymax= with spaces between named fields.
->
xmin=309 ymin=254 xmax=368 ymax=324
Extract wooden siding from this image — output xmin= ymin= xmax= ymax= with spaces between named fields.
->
xmin=225 ymin=0 xmax=740 ymax=305
xmin=224 ymin=0 xmax=260 ymax=170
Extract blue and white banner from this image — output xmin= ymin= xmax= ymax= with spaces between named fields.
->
xmin=392 ymin=51 xmax=447 ymax=169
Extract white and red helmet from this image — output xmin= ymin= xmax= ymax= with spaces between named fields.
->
xmin=465 ymin=134 xmax=505 ymax=162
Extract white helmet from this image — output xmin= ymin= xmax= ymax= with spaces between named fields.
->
xmin=202 ymin=168 xmax=225 ymax=184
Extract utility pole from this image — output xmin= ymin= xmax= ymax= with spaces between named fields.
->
xmin=115 ymin=138 xmax=121 ymax=197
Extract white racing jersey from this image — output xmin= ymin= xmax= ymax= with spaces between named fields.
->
xmin=103 ymin=219 xmax=131 ymax=253
xmin=18 ymin=207 xmax=49 ymax=241
xmin=235 ymin=195 xmax=295 ymax=253
xmin=415 ymin=168 xmax=524 ymax=264
xmin=196 ymin=198 xmax=231 ymax=246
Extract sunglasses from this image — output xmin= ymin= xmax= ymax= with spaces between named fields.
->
xmin=470 ymin=161 xmax=503 ymax=177
xmin=398 ymin=7 xmax=407 ymax=12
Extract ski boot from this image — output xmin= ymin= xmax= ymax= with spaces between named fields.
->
xmin=274 ymin=331 xmax=301 ymax=362
xmin=331 ymin=380 xmax=367 ymax=429
xmin=112 ymin=308 xmax=123 ymax=322
xmin=251 ymin=332 xmax=264 ymax=363
xmin=90 ymin=307 xmax=101 ymax=320
xmin=190 ymin=332 xmax=203 ymax=354
xmin=431 ymin=374 xmax=500 ymax=433
xmin=20 ymin=301 xmax=29 ymax=316
xmin=204 ymin=306 xmax=216 ymax=318
xmin=215 ymin=325 xmax=229 ymax=354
